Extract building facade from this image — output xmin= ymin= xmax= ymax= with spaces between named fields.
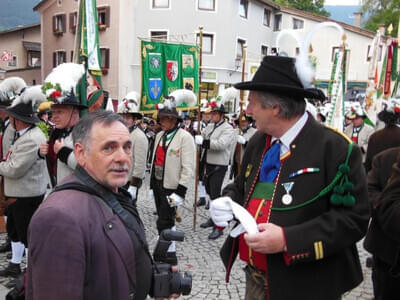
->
xmin=31 ymin=0 xmax=381 ymax=112
xmin=0 ymin=23 xmax=41 ymax=85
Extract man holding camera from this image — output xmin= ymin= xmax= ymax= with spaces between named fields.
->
xmin=27 ymin=110 xmax=177 ymax=300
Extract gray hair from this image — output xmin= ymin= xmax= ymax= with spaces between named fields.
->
xmin=255 ymin=91 xmax=306 ymax=119
xmin=72 ymin=109 xmax=128 ymax=151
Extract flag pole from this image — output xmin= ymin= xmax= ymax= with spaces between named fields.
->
xmin=193 ymin=26 xmax=203 ymax=231
xmin=236 ymin=44 xmax=247 ymax=176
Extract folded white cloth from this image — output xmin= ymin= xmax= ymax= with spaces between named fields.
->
xmin=210 ymin=196 xmax=259 ymax=237
xmin=195 ymin=135 xmax=204 ymax=145
xmin=168 ymin=193 xmax=183 ymax=207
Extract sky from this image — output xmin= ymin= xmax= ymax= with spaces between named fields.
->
xmin=324 ymin=0 xmax=361 ymax=5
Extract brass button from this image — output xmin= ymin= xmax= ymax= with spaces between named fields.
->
xmin=291 ymin=144 xmax=296 ymax=149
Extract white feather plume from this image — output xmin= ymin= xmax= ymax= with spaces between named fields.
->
xmin=296 ymin=22 xmax=344 ymax=88
xmin=275 ymin=30 xmax=301 ymax=55
xmin=0 ymin=77 xmax=27 ymax=101
xmin=11 ymin=85 xmax=46 ymax=107
xmin=44 ymin=63 xmax=85 ymax=93
xmin=124 ymin=91 xmax=140 ymax=103
xmin=168 ymin=89 xmax=197 ymax=107
xmin=220 ymin=87 xmax=239 ymax=107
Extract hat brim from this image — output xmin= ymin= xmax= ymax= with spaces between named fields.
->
xmin=6 ymin=109 xmax=40 ymax=124
xmin=51 ymin=102 xmax=88 ymax=110
xmin=234 ymin=82 xmax=325 ymax=100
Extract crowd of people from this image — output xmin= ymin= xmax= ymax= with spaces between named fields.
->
xmin=0 ymin=54 xmax=397 ymax=300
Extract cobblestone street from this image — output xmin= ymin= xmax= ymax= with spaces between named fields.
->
xmin=0 ymin=174 xmax=374 ymax=299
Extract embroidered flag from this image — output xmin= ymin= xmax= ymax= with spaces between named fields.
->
xmin=141 ymin=40 xmax=199 ymax=112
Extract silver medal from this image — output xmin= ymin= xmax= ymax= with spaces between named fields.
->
xmin=281 ymin=182 xmax=294 ymax=205
xmin=282 ymin=194 xmax=293 ymax=205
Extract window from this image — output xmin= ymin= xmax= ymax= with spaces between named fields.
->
xmin=293 ymin=18 xmax=304 ymax=30
xmin=236 ymin=38 xmax=246 ymax=58
xmin=198 ymin=0 xmax=215 ymax=10
xmin=100 ymin=48 xmax=110 ymax=69
xmin=274 ymin=14 xmax=282 ymax=31
xmin=152 ymin=0 xmax=169 ymax=8
xmin=70 ymin=50 xmax=74 ymax=62
xmin=8 ymin=56 xmax=17 ymax=67
xmin=367 ymin=45 xmax=383 ymax=62
xmin=197 ymin=33 xmax=214 ymax=54
xmin=261 ymin=45 xmax=268 ymax=57
xmin=53 ymin=51 xmax=66 ymax=67
xmin=53 ymin=14 xmax=66 ymax=34
xmin=98 ymin=6 xmax=110 ymax=29
xmin=150 ymin=31 xmax=168 ymax=41
xmin=27 ymin=51 xmax=41 ymax=67
xmin=69 ymin=12 xmax=78 ymax=33
xmin=295 ymin=47 xmax=300 ymax=56
xmin=239 ymin=0 xmax=248 ymax=18
xmin=263 ymin=9 xmax=271 ymax=27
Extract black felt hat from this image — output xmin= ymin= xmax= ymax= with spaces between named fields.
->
xmin=6 ymin=102 xmax=40 ymax=124
xmin=234 ymin=56 xmax=325 ymax=100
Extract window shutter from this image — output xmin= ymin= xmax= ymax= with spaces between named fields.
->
xmin=105 ymin=49 xmax=110 ymax=68
xmin=69 ymin=13 xmax=73 ymax=30
xmin=105 ymin=6 xmax=110 ymax=27
xmin=53 ymin=52 xmax=56 ymax=67
xmin=62 ymin=14 xmax=66 ymax=32
xmin=52 ymin=16 xmax=56 ymax=31
xmin=63 ymin=51 xmax=66 ymax=63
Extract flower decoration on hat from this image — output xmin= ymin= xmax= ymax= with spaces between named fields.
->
xmin=117 ymin=91 xmax=141 ymax=117
xmin=41 ymin=63 xmax=86 ymax=107
xmin=385 ymin=98 xmax=400 ymax=114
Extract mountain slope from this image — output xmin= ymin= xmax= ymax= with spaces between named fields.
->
xmin=0 ymin=0 xmax=41 ymax=31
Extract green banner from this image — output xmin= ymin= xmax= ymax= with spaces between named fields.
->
xmin=140 ymin=40 xmax=199 ymax=112
xmin=75 ymin=0 xmax=104 ymax=114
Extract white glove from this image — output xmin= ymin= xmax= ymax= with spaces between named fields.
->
xmin=168 ymin=193 xmax=184 ymax=207
xmin=195 ymin=135 xmax=204 ymax=145
xmin=128 ymin=186 xmax=137 ymax=200
xmin=237 ymin=135 xmax=246 ymax=145
xmin=210 ymin=196 xmax=234 ymax=227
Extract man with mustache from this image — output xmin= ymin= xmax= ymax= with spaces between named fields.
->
xmin=27 ymin=110 xmax=163 ymax=300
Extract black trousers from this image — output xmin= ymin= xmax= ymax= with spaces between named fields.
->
xmin=204 ymin=164 xmax=227 ymax=200
xmin=7 ymin=195 xmax=44 ymax=247
xmin=151 ymin=179 xmax=175 ymax=235
xmin=372 ymin=256 xmax=400 ymax=300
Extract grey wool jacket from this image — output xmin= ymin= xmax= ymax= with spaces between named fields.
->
xmin=0 ymin=126 xmax=47 ymax=197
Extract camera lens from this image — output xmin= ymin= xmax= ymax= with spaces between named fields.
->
xmin=170 ymin=272 xmax=192 ymax=296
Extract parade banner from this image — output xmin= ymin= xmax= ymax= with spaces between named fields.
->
xmin=141 ymin=40 xmax=199 ymax=112
xmin=377 ymin=45 xmax=388 ymax=99
xmin=326 ymin=48 xmax=346 ymax=131
xmin=75 ymin=0 xmax=104 ymax=113
xmin=384 ymin=41 xmax=394 ymax=97
xmin=367 ymin=31 xmax=380 ymax=79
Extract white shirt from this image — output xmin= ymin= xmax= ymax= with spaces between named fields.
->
xmin=272 ymin=112 xmax=308 ymax=157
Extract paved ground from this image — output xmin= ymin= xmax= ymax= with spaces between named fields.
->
xmin=0 ymin=174 xmax=374 ymax=299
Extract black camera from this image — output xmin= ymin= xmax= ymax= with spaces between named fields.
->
xmin=151 ymin=229 xmax=192 ymax=298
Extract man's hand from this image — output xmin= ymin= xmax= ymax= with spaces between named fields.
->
xmin=39 ymin=142 xmax=49 ymax=156
xmin=244 ymin=223 xmax=286 ymax=254
xmin=210 ymin=196 xmax=234 ymax=227
xmin=53 ymin=138 xmax=65 ymax=154
xmin=194 ymin=135 xmax=203 ymax=145
xmin=168 ymin=193 xmax=183 ymax=207
xmin=237 ymin=135 xmax=246 ymax=145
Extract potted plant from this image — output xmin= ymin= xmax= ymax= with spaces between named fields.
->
xmin=98 ymin=23 xmax=107 ymax=31
xmin=53 ymin=28 xmax=63 ymax=36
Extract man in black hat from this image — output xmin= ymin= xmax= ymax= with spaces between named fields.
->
xmin=0 ymin=86 xmax=47 ymax=278
xmin=150 ymin=104 xmax=195 ymax=265
xmin=39 ymin=89 xmax=87 ymax=186
xmin=195 ymin=101 xmax=234 ymax=240
xmin=210 ymin=55 xmax=369 ymax=300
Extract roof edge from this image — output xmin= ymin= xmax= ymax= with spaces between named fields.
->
xmin=0 ymin=23 xmax=40 ymax=35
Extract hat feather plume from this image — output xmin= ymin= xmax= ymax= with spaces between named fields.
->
xmin=275 ymin=29 xmax=301 ymax=55
xmin=12 ymin=85 xmax=46 ymax=107
xmin=0 ymin=77 xmax=27 ymax=101
xmin=296 ymin=22 xmax=344 ymax=88
xmin=220 ymin=87 xmax=239 ymax=106
xmin=168 ymin=89 xmax=197 ymax=107
xmin=44 ymin=63 xmax=85 ymax=94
